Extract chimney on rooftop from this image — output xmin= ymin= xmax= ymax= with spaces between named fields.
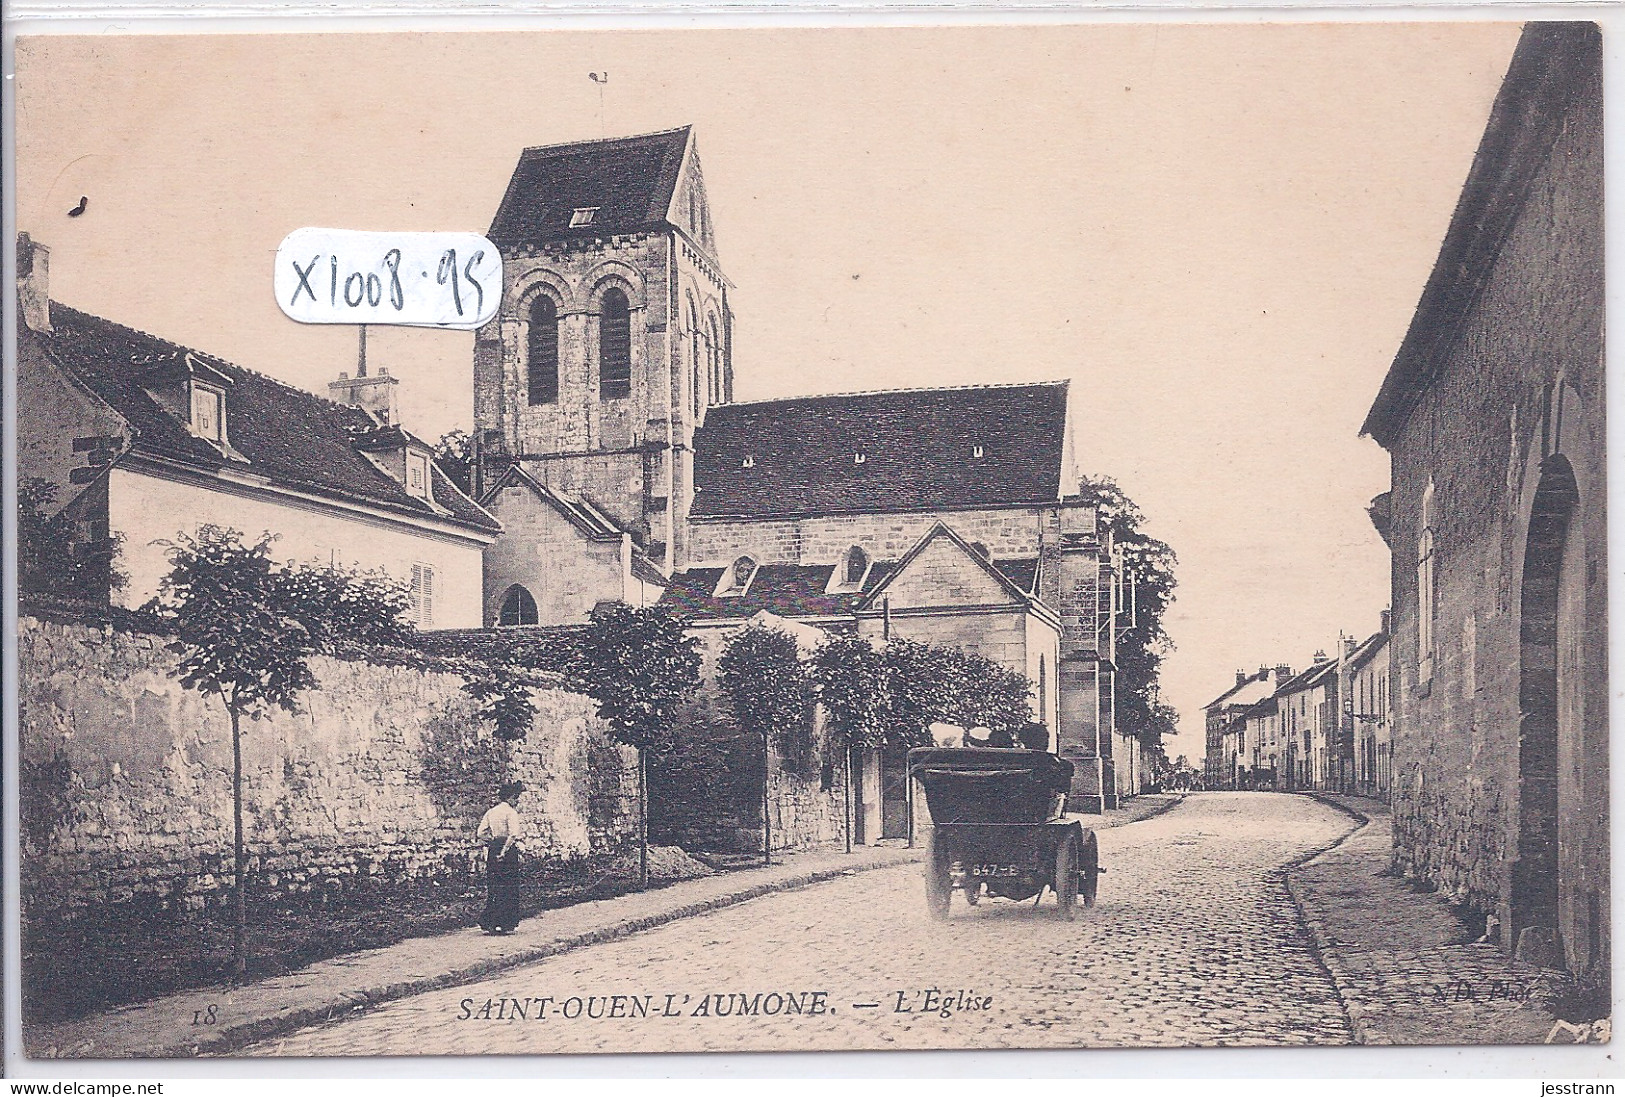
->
xmin=328 ymin=326 xmax=399 ymax=425
xmin=17 ymin=233 xmax=50 ymax=332
xmin=1274 ymin=664 xmax=1293 ymax=680
xmin=1313 ymin=649 xmax=1329 ymax=663
xmin=1235 ymin=669 xmax=1247 ymax=687
xmin=1380 ymin=608 xmax=1392 ymax=636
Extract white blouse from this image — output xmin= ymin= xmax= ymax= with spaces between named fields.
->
xmin=476 ymin=802 xmax=523 ymax=842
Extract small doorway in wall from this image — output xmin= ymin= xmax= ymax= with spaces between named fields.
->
xmin=880 ymin=744 xmax=911 ymax=840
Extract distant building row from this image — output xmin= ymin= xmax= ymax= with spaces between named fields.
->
xmin=1202 ymin=614 xmax=1390 ymax=796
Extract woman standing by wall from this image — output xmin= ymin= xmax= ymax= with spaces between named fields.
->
xmin=476 ymin=781 xmax=526 ymax=934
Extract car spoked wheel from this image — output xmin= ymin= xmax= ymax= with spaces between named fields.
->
xmin=1079 ymin=829 xmax=1100 ymax=908
xmin=1054 ymin=834 xmax=1079 ymax=921
xmin=925 ymin=830 xmax=953 ymax=920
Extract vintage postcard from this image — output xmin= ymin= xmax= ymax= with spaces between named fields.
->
xmin=8 ymin=20 xmax=1608 ymax=1060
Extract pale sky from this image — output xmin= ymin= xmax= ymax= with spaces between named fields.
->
xmin=13 ymin=24 xmax=1523 ymax=764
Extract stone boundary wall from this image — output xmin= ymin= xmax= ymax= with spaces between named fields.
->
xmin=18 ymin=612 xmax=639 ymax=917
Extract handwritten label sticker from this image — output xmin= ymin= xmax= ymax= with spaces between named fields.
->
xmin=275 ymin=228 xmax=501 ymax=330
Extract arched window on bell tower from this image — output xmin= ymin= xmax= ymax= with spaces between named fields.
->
xmin=706 ymin=313 xmax=722 ymax=405
xmin=687 ymin=296 xmax=702 ymax=420
xmin=527 ymin=295 xmax=559 ymax=406
xmin=599 ymin=288 xmax=632 ymax=399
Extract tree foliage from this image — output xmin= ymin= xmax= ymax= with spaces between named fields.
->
xmin=462 ymin=670 xmax=538 ymax=743
xmin=277 ymin=560 xmax=414 ymax=650
xmin=878 ymin=639 xmax=949 ymax=750
xmin=18 ymin=477 xmax=127 ymax=602
xmin=717 ymin=624 xmax=816 ymax=774
xmin=810 ymin=636 xmax=892 ymax=749
xmin=939 ymin=648 xmax=1037 ymax=736
xmin=433 ymin=430 xmax=475 ymax=496
xmin=1075 ymin=475 xmax=1179 ymax=762
xmin=154 ymin=525 xmax=420 ymax=976
xmin=159 ymin=527 xmax=319 ymax=719
xmin=811 ymin=636 xmax=1036 ymax=751
xmin=554 ymin=602 xmax=702 ymax=755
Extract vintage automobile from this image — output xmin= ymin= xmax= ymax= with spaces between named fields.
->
xmin=907 ymin=747 xmax=1100 ymax=920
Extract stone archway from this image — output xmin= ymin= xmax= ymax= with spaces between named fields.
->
xmin=1513 ymin=453 xmax=1580 ymax=964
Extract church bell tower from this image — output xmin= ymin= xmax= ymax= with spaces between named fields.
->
xmin=473 ymin=125 xmax=732 ymax=572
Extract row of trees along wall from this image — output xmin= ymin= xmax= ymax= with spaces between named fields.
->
xmin=17 ymin=588 xmax=639 ymax=940
xmin=652 ymin=621 xmax=1040 ymax=856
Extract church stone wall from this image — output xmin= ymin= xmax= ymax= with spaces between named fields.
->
xmin=481 ymin=483 xmax=631 ymax=626
xmin=687 ymin=506 xmax=1051 ymax=569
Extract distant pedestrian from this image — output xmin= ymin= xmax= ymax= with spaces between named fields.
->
xmin=476 ymin=780 xmax=526 ymax=934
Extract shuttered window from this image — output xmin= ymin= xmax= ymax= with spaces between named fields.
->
xmin=410 ymin=563 xmax=436 ymax=628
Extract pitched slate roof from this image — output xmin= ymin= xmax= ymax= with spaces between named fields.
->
xmin=995 ymin=557 xmax=1040 ymax=596
xmin=1203 ymin=671 xmax=1274 ymax=712
xmin=482 ymin=465 xmax=625 ymax=542
xmin=660 ymin=552 xmax=1042 ymax=623
xmin=1244 ymin=695 xmax=1279 ymax=718
xmin=32 ymin=303 xmax=499 ymax=534
xmin=1346 ymin=630 xmax=1389 ymax=672
xmin=660 ymin=562 xmax=895 ymax=622
xmin=691 ymin=381 xmax=1070 ymax=519
xmin=488 ymin=127 xmax=691 ymax=251
xmin=482 ymin=465 xmax=667 ymax=587
xmin=1276 ymin=659 xmax=1338 ymax=697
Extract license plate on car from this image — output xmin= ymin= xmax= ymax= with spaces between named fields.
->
xmin=967 ymin=864 xmax=1025 ymax=877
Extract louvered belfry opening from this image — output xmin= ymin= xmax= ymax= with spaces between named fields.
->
xmin=527 ymin=295 xmax=559 ymax=405
xmin=599 ymin=289 xmax=631 ymax=398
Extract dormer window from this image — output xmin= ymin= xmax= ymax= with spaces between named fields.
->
xmin=742 ymin=455 xmax=755 ymax=469
xmin=716 ymin=555 xmax=758 ymax=598
xmin=406 ymin=450 xmax=432 ymax=501
xmin=191 ymin=383 xmax=225 ymax=444
xmin=844 ymin=546 xmax=869 ymax=585
xmin=570 ymin=207 xmax=599 ymax=227
xmin=853 ymin=452 xmax=867 ymax=465
xmin=972 ymin=444 xmax=986 ymax=459
xmin=828 ymin=545 xmax=871 ymax=594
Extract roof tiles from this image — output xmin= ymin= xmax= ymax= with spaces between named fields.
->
xmin=691 ymin=382 xmax=1070 ymax=520
xmin=31 ymin=303 xmax=498 ymax=533
xmin=488 ymin=127 xmax=691 ymax=250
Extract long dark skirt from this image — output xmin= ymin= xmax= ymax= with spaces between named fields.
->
xmin=481 ymin=840 xmax=522 ymax=932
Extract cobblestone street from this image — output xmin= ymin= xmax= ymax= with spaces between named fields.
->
xmin=243 ymin=794 xmax=1358 ymax=1056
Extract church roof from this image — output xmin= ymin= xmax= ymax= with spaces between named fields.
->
xmin=691 ymin=381 xmax=1071 ymax=520
xmin=488 ymin=126 xmax=691 ymax=250
xmin=660 ymin=562 xmax=896 ymax=622
xmin=661 ymin=552 xmax=1039 ymax=623
xmin=29 ymin=303 xmax=499 ymax=534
